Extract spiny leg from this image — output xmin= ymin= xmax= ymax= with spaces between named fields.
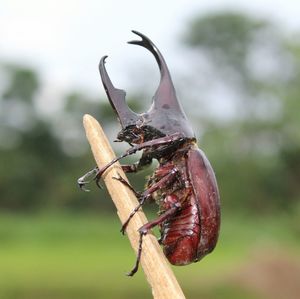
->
xmin=127 ymin=230 xmax=145 ymax=276
xmin=120 ymin=169 xmax=178 ymax=235
xmin=112 ymin=152 xmax=153 ymax=198
xmin=127 ymin=201 xmax=181 ymax=276
xmin=78 ymin=133 xmax=182 ymax=190
xmin=77 ymin=161 xmax=145 ymax=191
xmin=93 ymin=133 xmax=183 ymax=186
xmin=77 ymin=167 xmax=99 ymax=191
xmin=112 ymin=173 xmax=141 ymax=198
xmin=120 ymin=197 xmax=146 ymax=235
xmin=77 ymin=156 xmax=146 ymax=191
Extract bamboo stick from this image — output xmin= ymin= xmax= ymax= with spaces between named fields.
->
xmin=83 ymin=114 xmax=186 ymax=299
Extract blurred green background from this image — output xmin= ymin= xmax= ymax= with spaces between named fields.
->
xmin=1 ymin=3 xmax=300 ymax=299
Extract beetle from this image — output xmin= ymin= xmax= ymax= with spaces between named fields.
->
xmin=78 ymin=30 xmax=220 ymax=276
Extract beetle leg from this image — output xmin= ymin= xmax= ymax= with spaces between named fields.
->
xmin=127 ymin=201 xmax=181 ymax=276
xmin=114 ymin=179 xmax=154 ymax=207
xmin=120 ymin=168 xmax=178 ymax=234
xmin=112 ymin=173 xmax=141 ymax=198
xmin=120 ymin=197 xmax=147 ymax=235
xmin=94 ymin=132 xmax=184 ymax=184
xmin=121 ymin=152 xmax=153 ymax=173
xmin=113 ymin=153 xmax=154 ymax=199
xmin=78 ymin=152 xmax=153 ymax=190
xmin=77 ymin=167 xmax=101 ymax=191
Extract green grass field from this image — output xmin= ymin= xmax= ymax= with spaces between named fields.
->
xmin=0 ymin=210 xmax=299 ymax=299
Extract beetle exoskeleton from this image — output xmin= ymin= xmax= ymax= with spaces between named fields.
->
xmin=78 ymin=31 xmax=220 ymax=276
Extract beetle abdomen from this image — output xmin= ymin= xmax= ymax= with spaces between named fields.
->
xmin=187 ymin=147 xmax=221 ymax=259
xmin=161 ymin=196 xmax=201 ymax=265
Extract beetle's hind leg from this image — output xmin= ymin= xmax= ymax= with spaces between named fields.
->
xmin=120 ymin=197 xmax=147 ymax=235
xmin=127 ymin=201 xmax=181 ymax=276
xmin=126 ymin=229 xmax=145 ymax=276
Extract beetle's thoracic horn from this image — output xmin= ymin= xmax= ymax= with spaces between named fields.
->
xmin=128 ymin=30 xmax=182 ymax=113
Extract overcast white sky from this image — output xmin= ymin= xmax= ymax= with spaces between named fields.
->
xmin=1 ymin=0 xmax=300 ymax=95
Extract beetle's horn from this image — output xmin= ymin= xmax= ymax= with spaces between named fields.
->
xmin=99 ymin=56 xmax=139 ymax=128
xmin=128 ymin=30 xmax=183 ymax=113
xmin=99 ymin=31 xmax=194 ymax=138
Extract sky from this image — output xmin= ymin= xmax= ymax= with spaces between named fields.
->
xmin=1 ymin=0 xmax=300 ymax=96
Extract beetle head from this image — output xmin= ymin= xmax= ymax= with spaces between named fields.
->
xmin=99 ymin=30 xmax=195 ymax=141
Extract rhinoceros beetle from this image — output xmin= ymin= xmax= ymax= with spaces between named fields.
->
xmin=78 ymin=30 xmax=221 ymax=276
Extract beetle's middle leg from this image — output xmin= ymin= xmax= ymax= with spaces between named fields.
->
xmin=120 ymin=168 xmax=178 ymax=234
xmin=112 ymin=173 xmax=141 ymax=198
xmin=112 ymin=152 xmax=153 ymax=197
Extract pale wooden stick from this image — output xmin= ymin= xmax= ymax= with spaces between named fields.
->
xmin=83 ymin=114 xmax=186 ymax=299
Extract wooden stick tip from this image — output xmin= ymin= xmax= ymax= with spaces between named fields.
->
xmin=83 ymin=113 xmax=94 ymax=123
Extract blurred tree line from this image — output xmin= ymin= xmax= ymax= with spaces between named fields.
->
xmin=183 ymin=12 xmax=300 ymax=212
xmin=0 ymin=11 xmax=299 ymax=214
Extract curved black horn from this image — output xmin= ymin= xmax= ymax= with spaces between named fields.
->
xmin=99 ymin=56 xmax=139 ymax=128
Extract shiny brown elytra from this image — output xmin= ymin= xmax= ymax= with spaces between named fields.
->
xmin=78 ymin=31 xmax=221 ymax=276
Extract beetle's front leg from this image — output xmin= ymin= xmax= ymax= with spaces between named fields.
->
xmin=93 ymin=132 xmax=184 ymax=185
xmin=77 ymin=167 xmax=100 ymax=191
xmin=77 ymin=164 xmax=141 ymax=191
xmin=78 ymin=152 xmax=153 ymax=190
